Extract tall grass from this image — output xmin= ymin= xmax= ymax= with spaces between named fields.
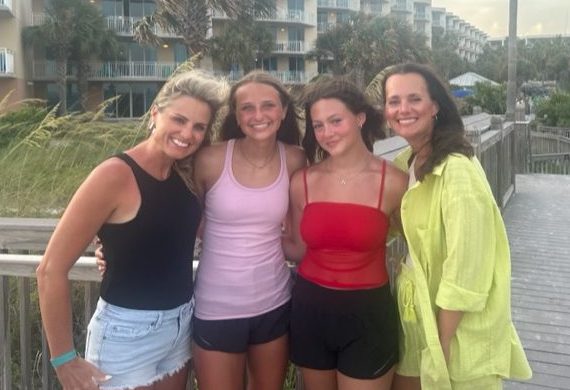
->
xmin=0 ymin=101 xmax=145 ymax=217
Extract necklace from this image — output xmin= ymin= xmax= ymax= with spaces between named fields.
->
xmin=238 ymin=139 xmax=277 ymax=169
xmin=328 ymin=156 xmax=371 ymax=185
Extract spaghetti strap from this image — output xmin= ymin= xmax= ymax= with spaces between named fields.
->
xmin=303 ymin=167 xmax=309 ymax=205
xmin=377 ymin=159 xmax=387 ymax=209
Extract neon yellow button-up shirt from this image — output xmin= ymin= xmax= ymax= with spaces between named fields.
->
xmin=394 ymin=148 xmax=532 ymax=388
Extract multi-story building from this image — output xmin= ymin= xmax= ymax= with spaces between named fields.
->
xmin=1 ymin=0 xmax=31 ymax=104
xmin=488 ymin=33 xmax=570 ymax=48
xmin=431 ymin=7 xmax=487 ymax=62
xmin=0 ymin=0 xmax=487 ymax=117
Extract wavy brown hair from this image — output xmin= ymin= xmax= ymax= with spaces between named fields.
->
xmin=301 ymin=75 xmax=385 ymax=164
xmin=381 ymin=63 xmax=473 ymax=180
xmin=220 ymin=70 xmax=301 ymax=145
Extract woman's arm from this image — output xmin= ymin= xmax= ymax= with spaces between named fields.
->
xmin=37 ymin=160 xmax=126 ymax=388
xmin=437 ymin=309 xmax=464 ymax=364
xmin=282 ymin=169 xmax=307 ymax=263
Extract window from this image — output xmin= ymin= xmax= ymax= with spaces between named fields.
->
xmin=46 ymin=83 xmax=80 ymax=111
xmin=288 ymin=0 xmax=304 ymax=11
xmin=101 ymin=0 xmax=124 ymax=17
xmin=128 ymin=0 xmax=155 ymax=17
xmin=289 ymin=56 xmax=304 ymax=72
xmin=173 ymin=43 xmax=187 ymax=64
xmin=259 ymin=57 xmax=277 ymax=71
xmin=103 ymin=83 xmax=158 ymax=118
xmin=288 ymin=27 xmax=305 ymax=42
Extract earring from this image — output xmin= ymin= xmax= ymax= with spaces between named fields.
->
xmin=149 ymin=121 xmax=156 ymax=133
xmin=434 ymin=113 xmax=439 ymax=122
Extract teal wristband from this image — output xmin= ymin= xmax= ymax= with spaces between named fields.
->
xmin=50 ymin=349 xmax=78 ymax=368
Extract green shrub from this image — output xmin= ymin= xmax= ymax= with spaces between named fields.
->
xmin=535 ymin=91 xmax=570 ymax=127
xmin=0 ymin=104 xmax=144 ymax=217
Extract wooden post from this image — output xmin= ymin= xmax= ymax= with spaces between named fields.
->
xmin=0 ymin=276 xmax=12 ymax=389
xmin=19 ymin=278 xmax=32 ymax=390
xmin=41 ymin=327 xmax=53 ymax=390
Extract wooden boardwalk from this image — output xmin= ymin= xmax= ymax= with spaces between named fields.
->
xmin=504 ymin=174 xmax=570 ymax=390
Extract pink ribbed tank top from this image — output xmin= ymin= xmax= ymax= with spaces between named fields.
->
xmin=194 ymin=139 xmax=292 ymax=320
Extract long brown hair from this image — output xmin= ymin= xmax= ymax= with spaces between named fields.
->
xmin=381 ymin=63 xmax=473 ymax=180
xmin=302 ymin=75 xmax=385 ymax=164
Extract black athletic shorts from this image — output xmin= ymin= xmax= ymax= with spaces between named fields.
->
xmin=290 ymin=276 xmax=398 ymax=379
xmin=192 ymin=301 xmax=290 ymax=353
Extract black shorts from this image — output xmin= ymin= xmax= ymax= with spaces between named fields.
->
xmin=290 ymin=276 xmax=398 ymax=379
xmin=192 ymin=301 xmax=290 ymax=353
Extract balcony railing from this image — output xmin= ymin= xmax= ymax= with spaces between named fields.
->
xmin=274 ymin=40 xmax=309 ymax=54
xmin=317 ymin=0 xmax=360 ymax=12
xmin=104 ymin=16 xmax=178 ymax=38
xmin=0 ymin=48 xmax=15 ymax=77
xmin=30 ymin=61 xmax=179 ymax=81
xmin=391 ymin=0 xmax=413 ymax=13
xmin=317 ymin=21 xmax=337 ymax=33
xmin=211 ymin=8 xmax=316 ymax=26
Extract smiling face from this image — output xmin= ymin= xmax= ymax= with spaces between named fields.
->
xmin=234 ymin=82 xmax=287 ymax=142
xmin=150 ymin=95 xmax=212 ymax=160
xmin=310 ymin=98 xmax=365 ymax=157
xmin=384 ymin=72 xmax=439 ymax=148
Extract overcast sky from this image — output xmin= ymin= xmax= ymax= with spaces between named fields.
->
xmin=434 ymin=0 xmax=570 ymax=38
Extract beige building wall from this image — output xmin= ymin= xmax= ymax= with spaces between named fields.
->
xmin=0 ymin=0 xmax=33 ymax=106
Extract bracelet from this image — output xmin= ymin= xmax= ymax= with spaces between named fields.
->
xmin=50 ymin=349 xmax=78 ymax=368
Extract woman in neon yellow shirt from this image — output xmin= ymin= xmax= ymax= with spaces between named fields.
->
xmin=381 ymin=63 xmax=532 ymax=390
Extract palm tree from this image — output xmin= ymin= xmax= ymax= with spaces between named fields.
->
xmin=307 ymin=14 xmax=430 ymax=88
xmin=133 ymin=0 xmax=276 ymax=60
xmin=208 ymin=19 xmax=275 ymax=73
xmin=23 ymin=0 xmax=119 ymax=114
xmin=69 ymin=9 xmax=121 ymax=112
xmin=23 ymin=0 xmax=77 ymax=115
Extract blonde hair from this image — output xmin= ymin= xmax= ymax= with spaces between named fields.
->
xmin=153 ymin=70 xmax=229 ymax=193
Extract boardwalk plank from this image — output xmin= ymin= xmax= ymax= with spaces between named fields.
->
xmin=504 ymin=174 xmax=570 ymax=390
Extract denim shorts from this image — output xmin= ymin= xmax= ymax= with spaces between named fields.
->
xmin=85 ymin=298 xmax=193 ymax=390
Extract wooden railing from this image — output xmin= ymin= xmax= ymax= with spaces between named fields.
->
xmin=0 ymin=113 xmax=530 ymax=389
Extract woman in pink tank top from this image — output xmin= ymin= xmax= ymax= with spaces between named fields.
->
xmin=283 ymin=76 xmax=408 ymax=390
xmin=192 ymin=71 xmax=306 ymax=390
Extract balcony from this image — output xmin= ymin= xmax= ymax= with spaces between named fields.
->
xmin=274 ymin=40 xmax=310 ymax=54
xmin=30 ymin=61 xmax=179 ymax=81
xmin=211 ymin=8 xmax=316 ymax=26
xmin=0 ymin=0 xmax=13 ymax=16
xmin=414 ymin=11 xmax=430 ymax=21
xmin=391 ymin=0 xmax=413 ymax=13
xmin=317 ymin=0 xmax=360 ymax=12
xmin=104 ymin=16 xmax=179 ymax=38
xmin=0 ymin=48 xmax=15 ymax=77
xmin=360 ymin=3 xmax=384 ymax=15
xmin=317 ymin=22 xmax=338 ymax=33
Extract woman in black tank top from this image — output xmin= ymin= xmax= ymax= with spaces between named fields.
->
xmin=37 ymin=71 xmax=228 ymax=390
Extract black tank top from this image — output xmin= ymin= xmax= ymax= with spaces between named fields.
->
xmin=98 ymin=153 xmax=201 ymax=310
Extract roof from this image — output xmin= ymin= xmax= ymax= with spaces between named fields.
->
xmin=449 ymin=72 xmax=499 ymax=87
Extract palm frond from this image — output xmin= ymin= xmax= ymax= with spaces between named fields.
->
xmin=364 ymin=65 xmax=395 ymax=106
xmin=0 ymin=91 xmax=14 ymax=115
xmin=133 ymin=16 xmax=162 ymax=47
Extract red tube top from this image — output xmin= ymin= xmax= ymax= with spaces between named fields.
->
xmin=298 ymin=201 xmax=390 ymax=289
